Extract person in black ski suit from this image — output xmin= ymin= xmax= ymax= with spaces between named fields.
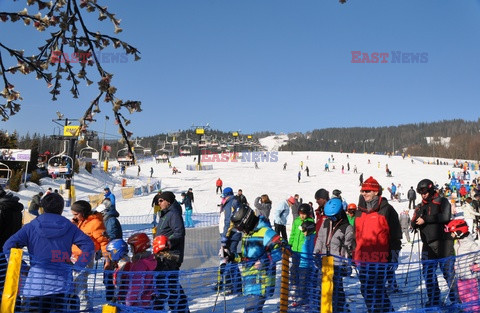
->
xmin=407 ymin=186 xmax=416 ymax=210
xmin=411 ymin=179 xmax=459 ymax=307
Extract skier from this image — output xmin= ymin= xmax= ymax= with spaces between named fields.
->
xmin=289 ymin=204 xmax=315 ymax=307
xmin=407 ymin=186 xmax=416 ymax=210
xmin=283 ymin=162 xmax=287 ymax=170
xmin=123 ymin=233 xmax=157 ymax=307
xmin=305 ymin=166 xmax=310 ymax=177
xmin=216 ymin=178 xmax=223 ymax=194
xmin=231 ymin=205 xmax=285 ymax=312
xmin=298 ymin=170 xmax=301 ymax=183
xmin=179 ymin=192 xmax=194 ymax=228
xmin=314 ymin=198 xmax=354 ymax=312
xmin=150 ymin=167 xmax=154 ymax=178
xmin=104 ymin=239 xmax=130 ymax=302
xmin=445 ymin=219 xmax=480 ymax=312
xmin=152 ymin=235 xmax=189 ymax=311
xmin=137 ymin=165 xmax=141 ymax=176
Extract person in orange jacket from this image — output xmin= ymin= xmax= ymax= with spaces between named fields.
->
xmin=71 ymin=200 xmax=110 ymax=311
xmin=216 ymin=178 xmax=223 ymax=194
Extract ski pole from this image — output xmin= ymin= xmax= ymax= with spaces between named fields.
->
xmin=404 ymin=230 xmax=417 ymax=286
xmin=417 ymin=235 xmax=424 ymax=307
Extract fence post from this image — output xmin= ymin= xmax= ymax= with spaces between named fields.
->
xmin=321 ymin=255 xmax=334 ymax=313
xmin=1 ymin=248 xmax=23 ymax=313
xmin=102 ymin=304 xmax=118 ymax=313
xmin=279 ymin=247 xmax=291 ymax=313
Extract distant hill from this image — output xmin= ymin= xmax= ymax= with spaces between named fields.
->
xmin=280 ymin=119 xmax=480 ymax=161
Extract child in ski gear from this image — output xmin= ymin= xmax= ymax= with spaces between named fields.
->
xmin=231 ymin=205 xmax=285 ymax=313
xmin=315 ymin=198 xmax=354 ymax=312
xmin=105 ymin=239 xmax=130 ymax=302
xmin=289 ymin=203 xmax=316 ymax=307
xmin=445 ymin=219 xmax=480 ymax=312
xmin=122 ymin=233 xmax=157 ymax=307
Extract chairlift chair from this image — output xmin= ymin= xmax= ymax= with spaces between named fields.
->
xmin=0 ymin=162 xmax=12 ymax=187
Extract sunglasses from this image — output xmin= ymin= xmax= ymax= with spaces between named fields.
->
xmin=361 ymin=190 xmax=373 ymax=193
xmin=158 ymin=199 xmax=164 ymax=203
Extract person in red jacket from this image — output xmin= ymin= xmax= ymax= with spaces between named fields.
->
xmin=354 ymin=176 xmax=402 ymax=313
xmin=216 ymin=178 xmax=223 ymax=194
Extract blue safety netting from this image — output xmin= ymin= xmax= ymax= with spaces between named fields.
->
xmin=2 ymin=248 xmax=480 ymax=312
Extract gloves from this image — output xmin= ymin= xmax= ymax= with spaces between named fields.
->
xmin=221 ymin=236 xmax=228 ymax=247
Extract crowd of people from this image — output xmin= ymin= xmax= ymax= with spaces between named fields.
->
xmin=3 ymin=168 xmax=480 ymax=312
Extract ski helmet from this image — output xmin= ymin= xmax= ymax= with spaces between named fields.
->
xmin=298 ymin=203 xmax=312 ymax=215
xmin=231 ymin=205 xmax=259 ymax=234
xmin=347 ymin=203 xmax=357 ymax=211
xmin=106 ymin=239 xmax=128 ymax=262
xmin=445 ymin=219 xmax=469 ymax=237
xmin=417 ymin=179 xmax=435 ymax=195
xmin=222 ymin=187 xmax=233 ymax=198
xmin=324 ymin=198 xmax=343 ymax=217
xmin=127 ymin=233 xmax=151 ymax=254
xmin=153 ymin=235 xmax=171 ymax=254
xmin=301 ymin=220 xmax=316 ymax=236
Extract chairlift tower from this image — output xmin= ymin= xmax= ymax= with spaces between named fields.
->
xmin=191 ymin=124 xmax=210 ymax=168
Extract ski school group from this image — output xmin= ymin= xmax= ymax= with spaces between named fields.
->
xmin=2 ymin=171 xmax=480 ymax=312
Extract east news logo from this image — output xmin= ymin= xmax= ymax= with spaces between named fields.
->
xmin=351 ymin=51 xmax=428 ymax=63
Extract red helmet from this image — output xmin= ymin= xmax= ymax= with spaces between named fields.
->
xmin=347 ymin=203 xmax=357 ymax=211
xmin=153 ymin=235 xmax=171 ymax=254
xmin=127 ymin=233 xmax=151 ymax=254
xmin=445 ymin=219 xmax=469 ymax=236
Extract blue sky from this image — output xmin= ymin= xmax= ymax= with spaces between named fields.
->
xmin=1 ymin=0 xmax=480 ymax=139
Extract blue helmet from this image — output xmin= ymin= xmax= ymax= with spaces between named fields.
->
xmin=222 ymin=187 xmax=233 ymax=198
xmin=324 ymin=198 xmax=343 ymax=217
xmin=106 ymin=239 xmax=128 ymax=261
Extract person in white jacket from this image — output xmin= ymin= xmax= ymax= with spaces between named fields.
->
xmin=445 ymin=219 xmax=480 ymax=313
xmin=460 ymin=197 xmax=480 ymax=235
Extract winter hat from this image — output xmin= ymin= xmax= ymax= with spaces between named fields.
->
xmin=41 ymin=193 xmax=65 ymax=214
xmin=361 ymin=176 xmax=380 ymax=192
xmin=287 ymin=196 xmax=296 ymax=205
xmin=71 ymin=200 xmax=92 ymax=217
xmin=222 ymin=187 xmax=234 ymax=198
xmin=104 ymin=186 xmax=110 ymax=192
xmin=159 ymin=191 xmax=175 ymax=204
xmin=314 ymin=188 xmax=330 ymax=200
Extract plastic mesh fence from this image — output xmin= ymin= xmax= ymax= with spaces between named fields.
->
xmin=2 ymin=249 xmax=480 ymax=312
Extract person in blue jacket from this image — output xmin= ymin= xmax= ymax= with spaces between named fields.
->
xmin=3 ymin=193 xmax=94 ymax=312
xmin=217 ymin=187 xmax=242 ymax=294
xmin=179 ymin=192 xmax=194 ymax=228
xmin=104 ymin=186 xmax=116 ymax=209
xmin=273 ymin=196 xmax=295 ymax=241
xmin=100 ymin=199 xmax=123 ymax=241
xmin=231 ymin=205 xmax=285 ymax=312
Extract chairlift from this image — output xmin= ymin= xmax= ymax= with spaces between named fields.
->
xmin=79 ymin=141 xmax=99 ymax=167
xmin=179 ymin=144 xmax=192 ymax=156
xmin=117 ymin=146 xmax=135 ymax=166
xmin=47 ymin=142 xmax=74 ymax=177
xmin=0 ymin=162 xmax=12 ymax=187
